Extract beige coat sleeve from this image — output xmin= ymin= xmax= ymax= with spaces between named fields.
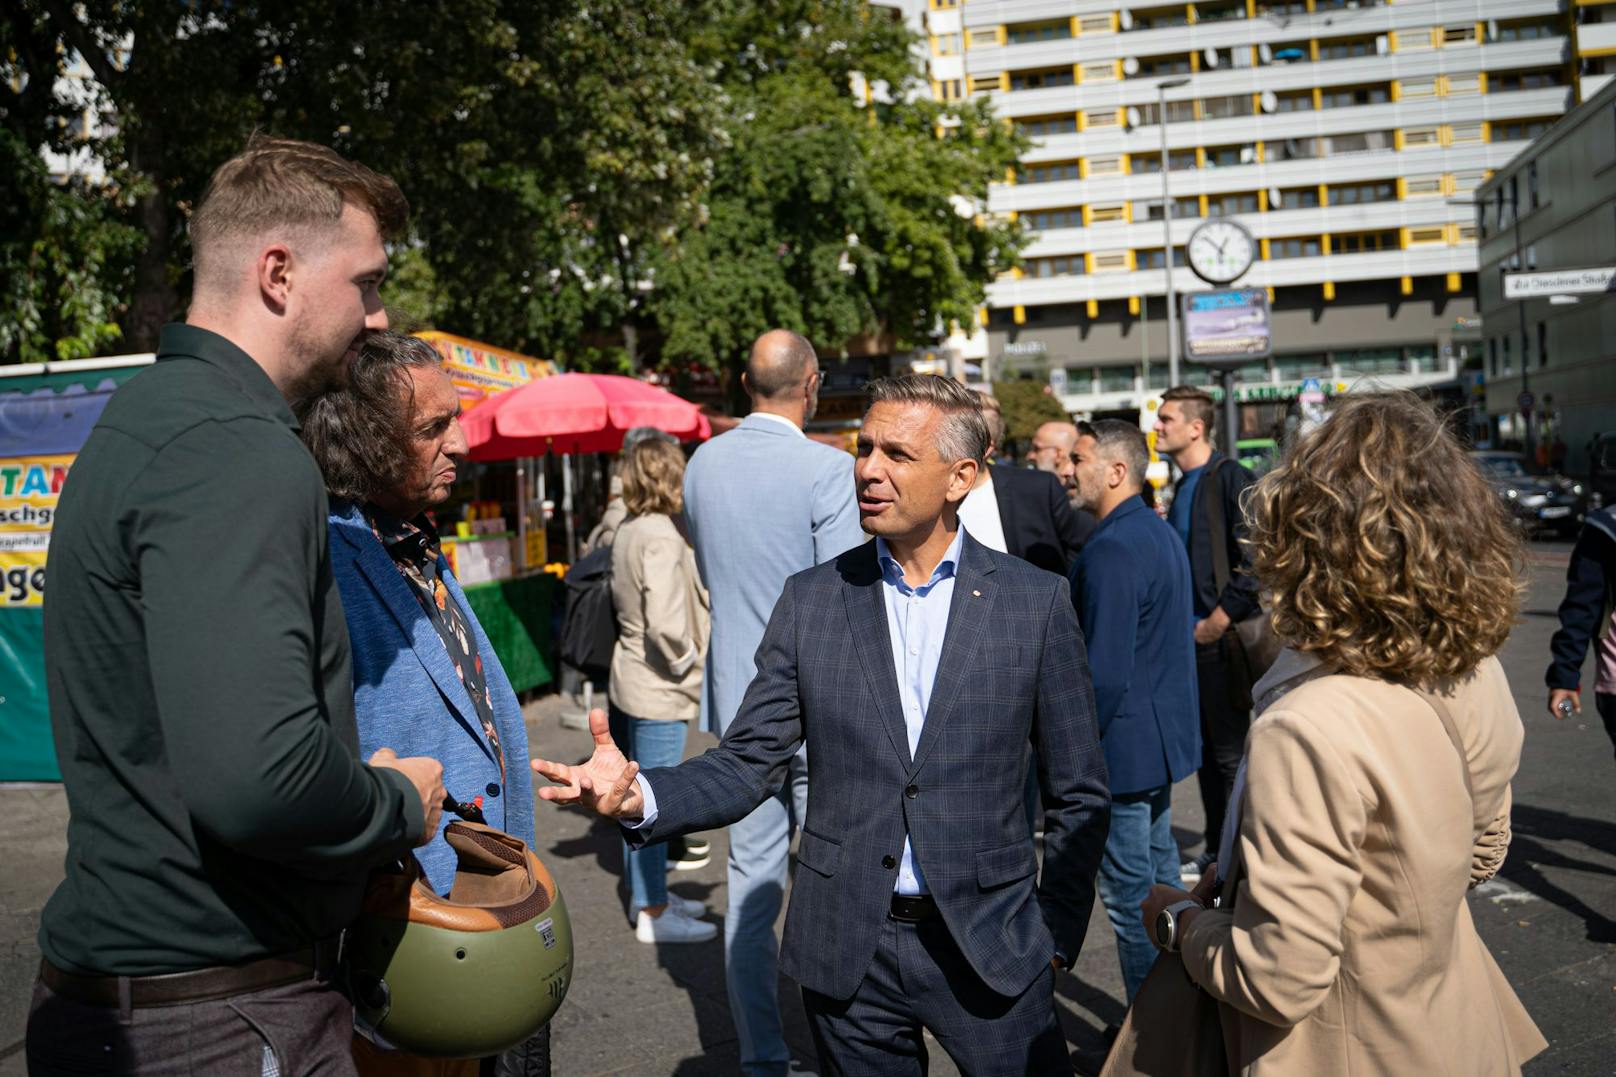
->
xmin=1180 ymin=711 xmax=1367 ymax=1028
xmin=1471 ymin=784 xmax=1512 ymax=887
xmin=638 ymin=532 xmax=698 ymax=678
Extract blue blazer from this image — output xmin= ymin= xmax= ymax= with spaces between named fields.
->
xmin=1069 ymin=496 xmax=1201 ymax=796
xmin=327 ymin=500 xmax=535 ymax=895
xmin=683 ymin=413 xmax=864 ymax=735
xmin=630 ymin=533 xmax=1111 ymax=1001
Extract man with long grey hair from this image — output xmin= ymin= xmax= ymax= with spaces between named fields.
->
xmin=299 ymin=332 xmax=550 ymax=1076
xmin=534 ymin=373 xmax=1110 ymax=1074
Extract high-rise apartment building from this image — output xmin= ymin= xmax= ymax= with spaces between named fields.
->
xmin=904 ymin=0 xmax=1603 ymax=424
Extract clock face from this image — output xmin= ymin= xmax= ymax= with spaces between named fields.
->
xmin=1187 ymin=219 xmax=1257 ymax=284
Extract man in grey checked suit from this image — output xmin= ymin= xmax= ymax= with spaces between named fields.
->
xmin=681 ymin=330 xmax=865 ymax=1075
xmin=535 ymin=375 xmax=1110 ymax=1076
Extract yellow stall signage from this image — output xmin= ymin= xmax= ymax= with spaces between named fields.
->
xmin=413 ymin=331 xmax=559 ymax=410
xmin=0 ymin=454 xmax=74 ymax=607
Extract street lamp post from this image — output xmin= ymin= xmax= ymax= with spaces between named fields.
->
xmin=1158 ymin=77 xmax=1192 ymax=389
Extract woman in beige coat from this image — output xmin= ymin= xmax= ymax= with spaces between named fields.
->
xmin=606 ymin=437 xmax=713 ymax=944
xmin=1142 ymin=393 xmax=1547 ymax=1075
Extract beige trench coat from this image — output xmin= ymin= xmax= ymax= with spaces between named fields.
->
xmin=1180 ymin=650 xmax=1547 ymax=1076
xmin=608 ymin=512 xmax=709 ymax=723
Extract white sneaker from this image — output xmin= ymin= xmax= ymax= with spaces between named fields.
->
xmin=635 ymin=907 xmax=718 ymax=944
xmin=630 ymin=893 xmax=707 ymax=922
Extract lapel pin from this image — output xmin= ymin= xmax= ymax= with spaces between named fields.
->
xmin=972 ymin=589 xmax=982 ymax=597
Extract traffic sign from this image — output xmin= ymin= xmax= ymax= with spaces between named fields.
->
xmin=1518 ymin=390 xmax=1535 ymax=414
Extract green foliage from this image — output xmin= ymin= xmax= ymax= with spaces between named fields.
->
xmin=1 ymin=0 xmax=1022 ymax=374
xmin=992 ymin=379 xmax=1072 ymax=444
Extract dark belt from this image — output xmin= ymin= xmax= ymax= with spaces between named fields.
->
xmin=888 ymin=893 xmax=939 ymax=923
xmin=39 ymin=938 xmax=341 ymax=1010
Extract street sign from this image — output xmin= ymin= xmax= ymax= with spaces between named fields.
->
xmin=1048 ymin=367 xmax=1068 ymax=395
xmin=1181 ymin=289 xmax=1273 ymax=366
xmin=1518 ymin=390 xmax=1535 ymax=413
xmin=1502 ymin=266 xmax=1616 ymax=300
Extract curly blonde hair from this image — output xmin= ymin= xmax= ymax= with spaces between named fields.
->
xmin=1246 ymin=392 xmax=1525 ymax=684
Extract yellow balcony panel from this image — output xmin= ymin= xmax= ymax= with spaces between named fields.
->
xmin=1014 ymin=304 xmax=1027 ymax=325
xmin=1446 ymin=272 xmax=1463 ymax=292
xmin=1086 ymin=299 xmax=1100 ymax=319
xmin=1400 ymin=276 xmax=1414 ymax=296
xmin=1323 ymin=281 xmax=1336 ymax=301
xmin=1129 ymin=295 xmax=1141 ymax=315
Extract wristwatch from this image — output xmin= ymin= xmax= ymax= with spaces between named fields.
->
xmin=1154 ymin=900 xmax=1202 ymax=953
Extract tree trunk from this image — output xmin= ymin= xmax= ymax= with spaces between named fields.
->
xmin=123 ymin=128 xmax=176 ymax=352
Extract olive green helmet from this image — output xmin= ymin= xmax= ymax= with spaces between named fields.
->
xmin=346 ymin=821 xmax=573 ymax=1059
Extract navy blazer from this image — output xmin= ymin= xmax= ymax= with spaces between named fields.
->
xmin=1069 ymin=496 xmax=1201 ymax=796
xmin=327 ymin=500 xmax=536 ymax=895
xmin=991 ymin=464 xmax=1091 ymax=577
xmin=629 ymin=533 xmax=1111 ymax=1001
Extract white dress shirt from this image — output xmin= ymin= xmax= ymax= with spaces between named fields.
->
xmin=957 ymin=475 xmax=1008 ymax=554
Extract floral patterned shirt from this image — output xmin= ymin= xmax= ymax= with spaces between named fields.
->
xmin=364 ymin=505 xmax=504 ymax=782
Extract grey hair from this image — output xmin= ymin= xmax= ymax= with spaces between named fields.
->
xmin=1087 ymin=419 xmax=1150 ymax=490
xmin=865 ymin=374 xmax=991 ymax=464
xmin=622 ymin=426 xmax=677 ymax=452
xmin=297 ymin=332 xmax=445 ymax=502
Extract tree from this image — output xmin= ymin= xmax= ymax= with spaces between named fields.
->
xmin=992 ymin=379 xmax=1072 ymax=445
xmin=650 ymin=0 xmax=1025 ymax=373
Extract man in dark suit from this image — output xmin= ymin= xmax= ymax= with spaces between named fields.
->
xmin=1068 ymin=420 xmax=1200 ymax=1005
xmin=534 ymin=374 xmax=1110 ymax=1075
xmin=959 ymin=395 xmax=1091 ymax=576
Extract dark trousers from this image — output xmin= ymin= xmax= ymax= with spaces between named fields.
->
xmin=27 ymin=971 xmax=356 ymax=1076
xmin=1195 ymin=637 xmax=1251 ymax=849
xmin=801 ymin=915 xmax=1068 ymax=1077
xmin=1598 ymin=692 xmax=1616 ymax=763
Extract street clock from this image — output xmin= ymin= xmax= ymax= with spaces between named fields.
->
xmin=1186 ymin=218 xmax=1257 ymax=285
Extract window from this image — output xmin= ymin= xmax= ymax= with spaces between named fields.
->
xmin=1452 ymin=169 xmax=1489 ymax=193
xmin=1085 ymin=154 xmax=1126 ymax=176
xmin=1080 ymin=60 xmax=1119 ymax=82
xmin=1134 ymin=9 xmax=1190 ymax=29
xmin=1406 ymin=225 xmax=1448 ymax=245
xmin=1276 ymin=354 xmax=1329 ymax=381
xmin=1131 ymin=100 xmax=1197 ymax=125
xmin=1399 ymin=77 xmax=1438 ymax=98
xmin=1321 ymin=85 xmax=1390 ymax=108
xmin=1404 ymin=174 xmax=1444 ymax=197
xmin=1446 ymin=73 xmax=1482 ymax=96
xmin=1022 ymin=208 xmax=1083 ymax=231
xmin=1274 ymin=186 xmax=1320 ymax=210
xmin=1491 ymin=70 xmax=1563 ymax=93
xmin=936 ymin=80 xmax=964 ymax=100
xmin=1099 ymin=366 xmax=1136 ymax=391
xmin=1494 ymin=19 xmax=1560 ymax=42
xmin=1078 ymin=13 xmax=1116 ymax=33
xmin=1137 ymin=55 xmax=1193 ymax=77
xmin=1271 ymin=90 xmax=1316 ymax=112
xmin=1448 ymin=122 xmax=1485 ymax=145
xmin=1196 ymin=1 xmax=1248 ymax=23
xmin=1502 ymin=335 xmax=1512 ymax=374
xmin=1007 ymin=20 xmax=1072 ymax=44
xmin=1403 ymin=126 xmax=1442 ymax=148
xmin=1090 ymin=250 xmax=1131 ymax=272
xmin=1208 ymin=192 xmax=1259 ymax=216
xmin=1269 ymin=237 xmax=1322 ymax=259
xmin=1135 ymin=197 xmax=1201 ymax=220
xmin=1088 ymin=202 xmax=1128 ymax=224
xmin=1493 ymin=119 xmax=1553 ymax=142
xmin=1275 ymin=137 xmax=1325 ymax=160
xmin=1320 ymin=38 xmax=1376 ymax=60
xmin=1266 ymin=41 xmax=1312 ymax=64
xmin=1455 ymin=222 xmax=1478 ymax=243
xmin=1138 ymin=247 xmax=1189 ymax=269
xmin=934 ymin=34 xmax=962 ymax=56
xmin=1205 ymin=143 xmax=1256 ymax=167
xmin=1441 ymin=24 xmax=1479 ymax=47
xmin=1026 ymin=255 xmax=1087 ymax=277
xmin=1024 ymin=161 xmax=1081 ymax=184
xmin=1538 ymin=321 xmax=1548 ymax=367
xmin=1084 ymin=108 xmax=1122 ymax=128
xmin=1230 ymin=360 xmax=1268 ymax=384
xmin=1131 ymin=149 xmax=1198 ymax=172
xmin=1407 ymin=346 xmax=1438 ymax=374
xmin=1488 ymin=337 xmax=1498 ymax=377
xmin=1018 ymin=114 xmax=1079 ymax=137
xmin=1528 ymin=161 xmax=1539 ymax=209
xmin=1330 ymin=180 xmax=1395 ymax=204
xmin=1336 ymin=348 xmax=1402 ymax=374
xmin=968 ymin=75 xmax=1001 ymax=94
xmin=1333 ymin=230 xmax=1399 ymax=253
xmin=1201 ymin=94 xmax=1254 ymax=119
xmin=1010 ymin=67 xmax=1076 ymax=91
xmin=1329 ymin=130 xmax=1393 ymax=154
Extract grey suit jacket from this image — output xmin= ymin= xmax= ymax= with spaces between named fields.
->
xmin=629 ymin=534 xmax=1111 ymax=1001
xmin=682 ymin=413 xmax=863 ymax=734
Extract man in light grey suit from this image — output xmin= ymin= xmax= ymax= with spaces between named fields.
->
xmin=681 ymin=330 xmax=864 ymax=1076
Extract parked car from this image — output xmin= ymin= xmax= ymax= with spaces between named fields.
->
xmin=1469 ymin=451 xmax=1589 ymax=538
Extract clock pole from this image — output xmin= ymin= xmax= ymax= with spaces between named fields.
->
xmin=1158 ymin=78 xmax=1191 ymax=389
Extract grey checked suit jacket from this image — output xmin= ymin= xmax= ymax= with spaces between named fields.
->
xmin=630 ymin=532 xmax=1111 ymax=1002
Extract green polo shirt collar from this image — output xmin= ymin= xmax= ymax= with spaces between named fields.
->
xmin=157 ymin=322 xmax=298 ymax=432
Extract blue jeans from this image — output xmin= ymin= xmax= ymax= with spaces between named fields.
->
xmin=607 ymin=704 xmax=690 ymax=910
xmin=1096 ymin=784 xmax=1181 ymax=1004
xmin=727 ymin=744 xmax=809 ymax=1077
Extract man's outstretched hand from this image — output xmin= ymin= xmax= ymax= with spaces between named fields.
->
xmin=531 ymin=708 xmax=645 ymax=820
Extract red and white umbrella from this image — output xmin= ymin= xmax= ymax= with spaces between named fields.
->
xmin=461 ymin=372 xmax=711 ymax=460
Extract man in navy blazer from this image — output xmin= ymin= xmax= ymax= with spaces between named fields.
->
xmin=299 ymin=334 xmax=545 ymax=1074
xmin=1068 ymin=420 xmax=1200 ymax=1004
xmin=536 ymin=375 xmax=1110 ymax=1075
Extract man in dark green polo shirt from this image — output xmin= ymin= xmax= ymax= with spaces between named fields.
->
xmin=27 ymin=136 xmax=446 ymax=1077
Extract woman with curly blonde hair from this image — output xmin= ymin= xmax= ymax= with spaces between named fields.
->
xmin=1138 ymin=393 xmax=1547 ymax=1075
